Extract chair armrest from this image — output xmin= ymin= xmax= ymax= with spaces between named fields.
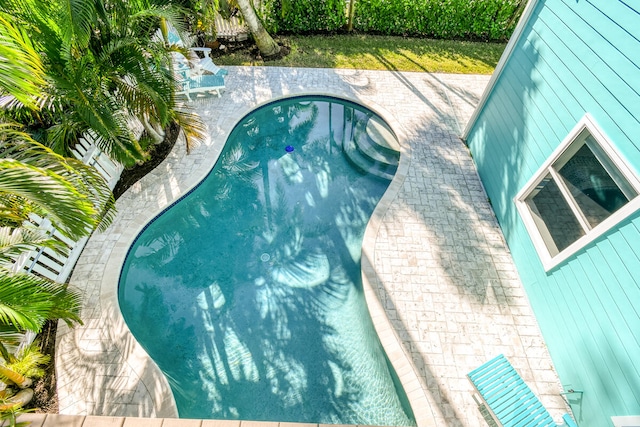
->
xmin=562 ymin=413 xmax=578 ymax=427
xmin=173 ymin=66 xmax=190 ymax=79
xmin=189 ymin=47 xmax=212 ymax=56
xmin=174 ymin=69 xmax=190 ymax=85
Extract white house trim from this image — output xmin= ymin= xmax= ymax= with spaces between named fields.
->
xmin=515 ymin=114 xmax=640 ymax=271
xmin=462 ymin=0 xmax=540 ymax=139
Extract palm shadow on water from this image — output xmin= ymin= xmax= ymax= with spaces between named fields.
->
xmin=119 ymin=97 xmax=415 ymax=425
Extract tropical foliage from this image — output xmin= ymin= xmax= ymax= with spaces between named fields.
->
xmin=0 ymin=125 xmax=116 ymax=240
xmin=0 ymin=235 xmax=85 ymax=422
xmin=0 ymin=272 xmax=81 ymax=419
xmin=0 ymin=121 xmax=107 ymax=425
xmin=258 ymin=0 xmax=523 ymax=41
xmin=353 ymin=0 xmax=523 ymax=40
xmin=0 ymin=14 xmax=46 ymax=110
xmin=260 ymin=0 xmax=346 ymax=34
xmin=0 ymin=341 xmax=52 ymax=426
xmin=0 ymin=0 xmax=212 ymax=419
xmin=0 ymin=0 xmax=205 ymax=166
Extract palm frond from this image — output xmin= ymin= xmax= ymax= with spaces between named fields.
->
xmin=0 ymin=123 xmax=116 ymax=236
xmin=0 ymin=160 xmax=97 ymax=240
xmin=131 ymin=5 xmax=186 ymax=30
xmin=61 ymin=75 xmax=145 ymax=165
xmin=97 ymin=39 xmax=173 ymax=126
xmin=172 ymin=109 xmax=207 ymax=154
xmin=0 ymin=14 xmax=47 ymax=110
xmin=41 ymin=120 xmax=82 ymax=159
xmin=0 ymin=270 xmax=82 ymax=332
xmin=63 ymin=157 xmax=116 ymax=232
xmin=0 ymin=327 xmax=24 ymax=362
xmin=0 ymin=227 xmax=68 ymax=267
xmin=58 ymin=0 xmax=96 ymax=50
xmin=3 ymin=342 xmax=49 ymax=379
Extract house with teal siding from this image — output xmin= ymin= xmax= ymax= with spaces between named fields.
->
xmin=463 ymin=0 xmax=640 ymax=426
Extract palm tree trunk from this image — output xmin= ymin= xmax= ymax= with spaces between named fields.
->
xmin=0 ymin=381 xmax=11 ymax=398
xmin=142 ymin=117 xmax=165 ymax=145
xmin=236 ymin=0 xmax=281 ymax=57
xmin=0 ymin=388 xmax=34 ymax=411
xmin=347 ymin=0 xmax=356 ymax=32
xmin=0 ymin=366 xmax=31 ymax=388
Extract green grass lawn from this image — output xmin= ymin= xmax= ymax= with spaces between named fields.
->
xmin=214 ymin=34 xmax=506 ymax=74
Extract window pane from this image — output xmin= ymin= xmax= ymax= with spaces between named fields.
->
xmin=558 ymin=142 xmax=631 ymax=228
xmin=526 ymin=174 xmax=586 ymax=254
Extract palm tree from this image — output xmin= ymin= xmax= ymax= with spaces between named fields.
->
xmin=0 ymin=272 xmax=82 ymax=337
xmin=235 ymin=0 xmax=281 ymax=57
xmin=0 ymin=9 xmax=118 ymax=241
xmin=0 ymin=0 xmax=205 ymax=166
xmin=0 ymin=126 xmax=102 ymax=426
xmin=0 ymin=3 xmax=157 ymax=417
xmin=0 ymin=273 xmax=81 ymax=421
xmin=0 ymin=2 xmax=111 ymax=325
xmin=0 ymin=127 xmax=103 ymax=362
xmin=0 ymin=13 xmax=46 ymax=110
xmin=0 ymin=124 xmax=115 ymax=240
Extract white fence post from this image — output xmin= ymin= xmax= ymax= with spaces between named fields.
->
xmin=71 ymin=131 xmax=125 ymax=191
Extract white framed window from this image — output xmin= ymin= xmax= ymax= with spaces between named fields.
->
xmin=515 ymin=114 xmax=640 ymax=271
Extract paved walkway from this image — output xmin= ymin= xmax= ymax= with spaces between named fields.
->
xmin=55 ymin=67 xmax=569 ymax=427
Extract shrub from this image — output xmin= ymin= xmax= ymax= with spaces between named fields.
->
xmin=260 ymin=0 xmax=347 ymax=33
xmin=256 ymin=0 xmax=521 ymax=41
xmin=352 ymin=0 xmax=522 ymax=41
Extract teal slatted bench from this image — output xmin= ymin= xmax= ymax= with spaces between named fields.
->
xmin=467 ymin=354 xmax=578 ymax=427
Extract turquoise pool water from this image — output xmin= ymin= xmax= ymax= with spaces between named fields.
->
xmin=118 ymin=96 xmax=415 ymax=425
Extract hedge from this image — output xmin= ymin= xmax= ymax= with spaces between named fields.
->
xmin=353 ymin=0 xmax=522 ymax=40
xmin=260 ymin=0 xmax=347 ymax=34
xmin=258 ymin=0 xmax=522 ymax=41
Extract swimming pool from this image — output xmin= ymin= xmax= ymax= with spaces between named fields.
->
xmin=118 ymin=95 xmax=415 ymax=425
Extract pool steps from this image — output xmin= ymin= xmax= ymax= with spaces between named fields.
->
xmin=342 ymin=116 xmax=400 ymax=180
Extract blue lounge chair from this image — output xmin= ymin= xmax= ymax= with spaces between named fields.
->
xmin=467 ymin=354 xmax=578 ymax=427
xmin=173 ymin=54 xmax=227 ymax=100
xmin=159 ymin=22 xmax=212 ymax=59
xmin=157 ymin=22 xmax=225 ymax=76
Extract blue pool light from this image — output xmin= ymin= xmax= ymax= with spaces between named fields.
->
xmin=285 ymin=145 xmax=294 ymax=152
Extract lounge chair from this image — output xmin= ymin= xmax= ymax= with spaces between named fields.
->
xmin=172 ymin=52 xmax=227 ymax=100
xmin=467 ymin=354 xmax=578 ymax=427
xmin=157 ymin=22 xmax=221 ymax=75
xmin=171 ymin=50 xmax=227 ymax=77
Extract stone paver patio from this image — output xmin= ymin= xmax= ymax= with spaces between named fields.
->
xmin=53 ymin=67 xmax=569 ymax=427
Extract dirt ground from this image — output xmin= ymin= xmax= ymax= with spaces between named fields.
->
xmin=29 ymin=320 xmax=58 ymax=413
xmin=113 ymin=122 xmax=180 ymax=200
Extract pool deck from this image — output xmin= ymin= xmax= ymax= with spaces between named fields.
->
xmin=52 ymin=67 xmax=570 ymax=427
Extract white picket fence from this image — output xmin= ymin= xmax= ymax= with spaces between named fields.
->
xmin=71 ymin=131 xmax=126 ymax=191
xmin=13 ymin=218 xmax=89 ymax=283
xmin=214 ymin=13 xmax=249 ymax=41
xmin=13 ymin=126 xmax=132 ymax=283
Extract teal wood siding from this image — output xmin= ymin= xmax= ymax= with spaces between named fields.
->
xmin=465 ymin=0 xmax=640 ymax=425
